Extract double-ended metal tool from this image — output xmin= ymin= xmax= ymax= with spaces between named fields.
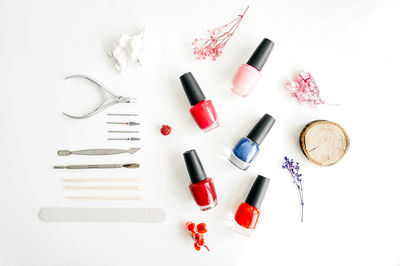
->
xmin=62 ymin=75 xmax=136 ymax=119
xmin=54 ymin=163 xmax=140 ymax=169
xmin=57 ymin=148 xmax=140 ymax=156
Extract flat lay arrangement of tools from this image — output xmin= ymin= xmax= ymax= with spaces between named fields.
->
xmin=50 ymin=75 xmax=147 ymax=205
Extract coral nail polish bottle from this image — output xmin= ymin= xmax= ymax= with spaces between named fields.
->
xmin=229 ymin=114 xmax=275 ymax=170
xmin=183 ymin=149 xmax=218 ymax=211
xmin=234 ymin=175 xmax=270 ymax=236
xmin=179 ymin=72 xmax=219 ymax=132
xmin=232 ymin=38 xmax=274 ymax=97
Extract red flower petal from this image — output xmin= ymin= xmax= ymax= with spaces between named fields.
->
xmin=196 ymin=223 xmax=207 ymax=233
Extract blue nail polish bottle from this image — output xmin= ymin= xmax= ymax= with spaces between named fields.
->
xmin=229 ymin=114 xmax=275 ymax=170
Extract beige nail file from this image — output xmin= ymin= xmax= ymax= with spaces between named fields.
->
xmin=62 ymin=178 xmax=140 ymax=182
xmin=67 ymin=195 xmax=145 ymax=200
xmin=64 ymin=185 xmax=142 ymax=190
xmin=39 ymin=208 xmax=166 ymax=223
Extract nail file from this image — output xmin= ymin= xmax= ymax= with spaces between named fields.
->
xmin=64 ymin=185 xmax=142 ymax=190
xmin=62 ymin=178 xmax=140 ymax=182
xmin=67 ymin=195 xmax=144 ymax=200
xmin=39 ymin=207 xmax=166 ymax=223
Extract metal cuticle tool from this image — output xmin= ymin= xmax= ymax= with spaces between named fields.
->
xmin=108 ymin=130 xmax=139 ymax=133
xmin=107 ymin=121 xmax=140 ymax=126
xmin=57 ymin=148 xmax=140 ymax=156
xmin=62 ymin=75 xmax=136 ymax=119
xmin=54 ymin=163 xmax=140 ymax=169
xmin=107 ymin=138 xmax=141 ymax=141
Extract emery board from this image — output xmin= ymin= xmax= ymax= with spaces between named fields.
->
xmin=39 ymin=207 xmax=166 ymax=223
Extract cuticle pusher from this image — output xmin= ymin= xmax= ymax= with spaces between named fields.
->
xmin=54 ymin=163 xmax=140 ymax=169
xmin=57 ymin=148 xmax=140 ymax=156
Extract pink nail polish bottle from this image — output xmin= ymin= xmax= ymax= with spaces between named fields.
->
xmin=232 ymin=38 xmax=274 ymax=98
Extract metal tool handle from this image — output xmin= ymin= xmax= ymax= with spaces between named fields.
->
xmin=72 ymin=149 xmax=129 ymax=156
xmin=54 ymin=164 xmax=121 ymax=169
xmin=86 ymin=164 xmax=121 ymax=169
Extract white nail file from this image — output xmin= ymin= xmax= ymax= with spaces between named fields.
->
xmin=39 ymin=207 xmax=166 ymax=223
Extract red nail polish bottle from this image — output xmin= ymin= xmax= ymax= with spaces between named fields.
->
xmin=234 ymin=175 xmax=270 ymax=236
xmin=180 ymin=72 xmax=219 ymax=132
xmin=183 ymin=149 xmax=218 ymax=211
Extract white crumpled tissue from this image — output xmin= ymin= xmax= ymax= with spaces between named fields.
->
xmin=108 ymin=28 xmax=145 ymax=73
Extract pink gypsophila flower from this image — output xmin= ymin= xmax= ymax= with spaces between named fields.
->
xmin=192 ymin=6 xmax=249 ymax=61
xmin=286 ymin=71 xmax=325 ymax=107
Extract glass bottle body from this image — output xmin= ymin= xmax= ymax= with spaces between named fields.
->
xmin=189 ymin=178 xmax=218 ymax=211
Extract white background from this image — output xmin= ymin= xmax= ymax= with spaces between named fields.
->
xmin=1 ymin=0 xmax=399 ymax=265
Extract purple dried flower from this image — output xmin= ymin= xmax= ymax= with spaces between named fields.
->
xmin=282 ymin=156 xmax=304 ymax=222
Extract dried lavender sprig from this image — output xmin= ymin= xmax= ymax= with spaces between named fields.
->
xmin=282 ymin=156 xmax=304 ymax=222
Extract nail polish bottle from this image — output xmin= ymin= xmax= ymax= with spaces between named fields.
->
xmin=229 ymin=114 xmax=275 ymax=170
xmin=180 ymin=72 xmax=219 ymax=132
xmin=183 ymin=149 xmax=218 ymax=211
xmin=231 ymin=38 xmax=274 ymax=97
xmin=234 ymin=175 xmax=270 ymax=236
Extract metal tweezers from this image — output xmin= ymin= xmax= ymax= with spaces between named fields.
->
xmin=63 ymin=74 xmax=136 ymax=119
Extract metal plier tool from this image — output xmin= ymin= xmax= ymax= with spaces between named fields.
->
xmin=62 ymin=74 xmax=136 ymax=119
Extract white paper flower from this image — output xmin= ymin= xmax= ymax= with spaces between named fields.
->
xmin=108 ymin=28 xmax=145 ymax=73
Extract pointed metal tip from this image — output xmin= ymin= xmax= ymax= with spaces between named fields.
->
xmin=123 ymin=163 xmax=140 ymax=168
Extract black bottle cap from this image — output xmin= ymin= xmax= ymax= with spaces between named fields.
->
xmin=246 ymin=38 xmax=274 ymax=71
xmin=179 ymin=72 xmax=206 ymax=106
xmin=245 ymin=175 xmax=270 ymax=209
xmin=183 ymin=149 xmax=207 ymax=184
xmin=246 ymin=113 xmax=275 ymax=145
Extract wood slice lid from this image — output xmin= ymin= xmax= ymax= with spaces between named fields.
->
xmin=299 ymin=120 xmax=349 ymax=166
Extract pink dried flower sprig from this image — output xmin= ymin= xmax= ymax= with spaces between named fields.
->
xmin=286 ymin=71 xmax=325 ymax=107
xmin=192 ymin=6 xmax=249 ymax=61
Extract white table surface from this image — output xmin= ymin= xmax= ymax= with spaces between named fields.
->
xmin=1 ymin=0 xmax=399 ymax=265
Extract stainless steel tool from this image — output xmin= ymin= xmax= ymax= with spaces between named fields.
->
xmin=54 ymin=163 xmax=140 ymax=169
xmin=62 ymin=75 xmax=136 ymax=119
xmin=107 ymin=121 xmax=140 ymax=126
xmin=57 ymin=148 xmax=140 ymax=156
xmin=107 ymin=138 xmax=141 ymax=141
xmin=108 ymin=130 xmax=139 ymax=133
xmin=107 ymin=113 xmax=138 ymax=116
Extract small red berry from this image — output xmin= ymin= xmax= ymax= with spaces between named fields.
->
xmin=160 ymin=124 xmax=172 ymax=136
